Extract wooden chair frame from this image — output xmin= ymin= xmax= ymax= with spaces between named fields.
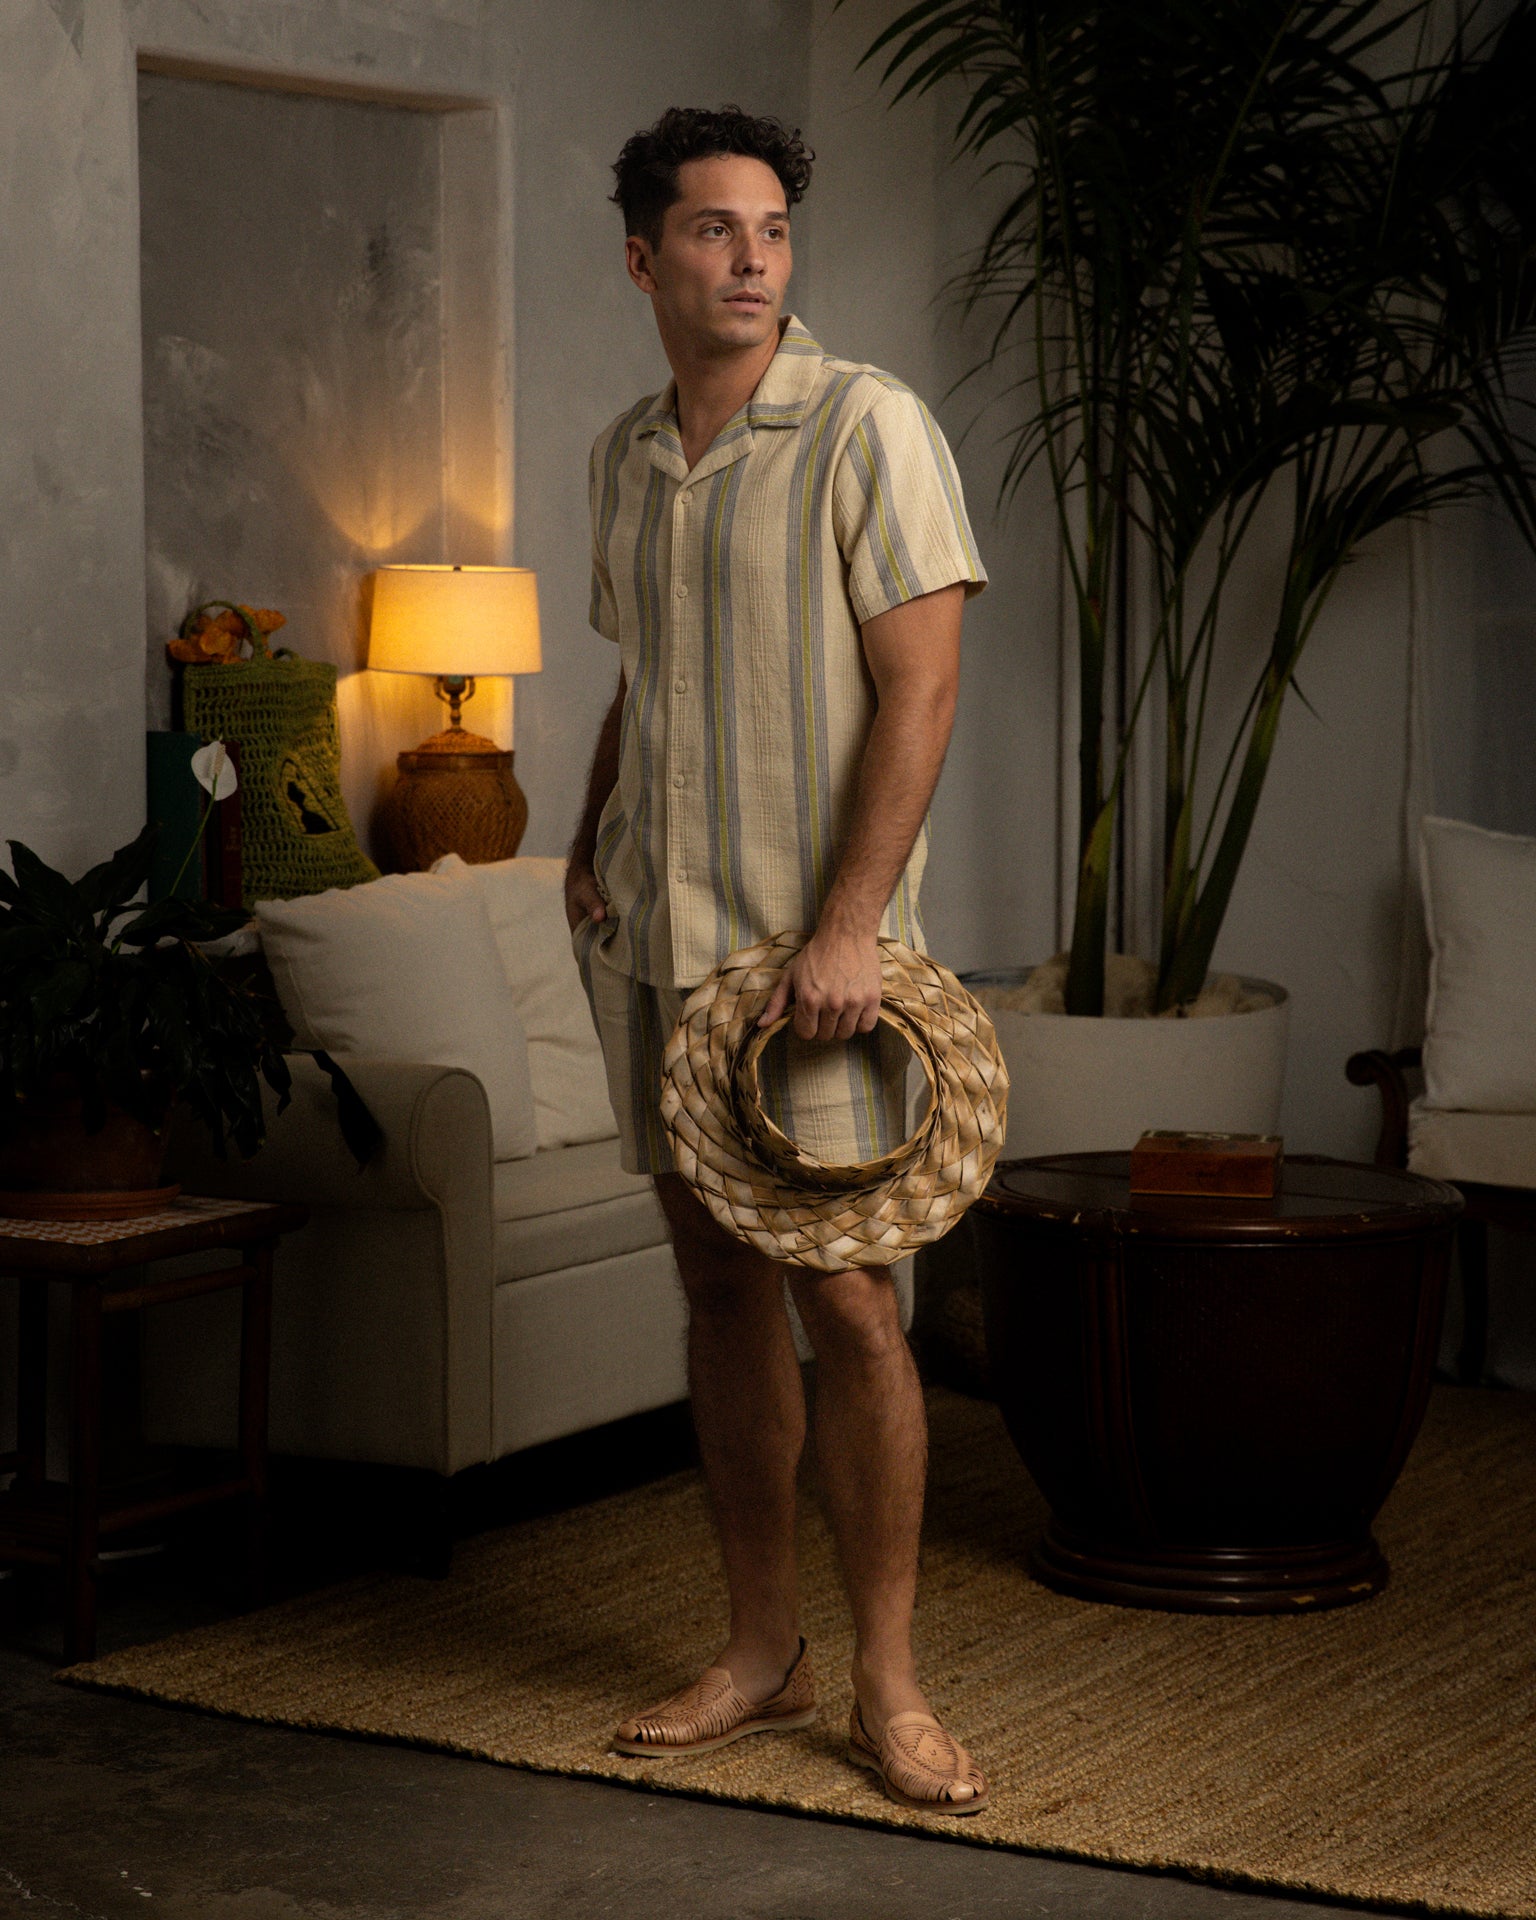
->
xmin=1346 ymin=1047 xmax=1536 ymax=1385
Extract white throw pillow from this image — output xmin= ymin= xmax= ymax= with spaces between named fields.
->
xmin=434 ymin=853 xmax=618 ymax=1150
xmin=1420 ymin=814 xmax=1536 ymax=1112
xmin=256 ymin=868 xmax=537 ymax=1159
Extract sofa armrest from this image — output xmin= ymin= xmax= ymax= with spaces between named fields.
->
xmin=169 ymin=1053 xmax=492 ymax=1213
xmin=156 ymin=1053 xmax=498 ymax=1475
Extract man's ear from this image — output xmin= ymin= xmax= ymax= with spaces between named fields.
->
xmin=625 ymin=234 xmax=658 ymax=295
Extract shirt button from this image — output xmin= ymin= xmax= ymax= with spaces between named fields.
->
xmin=673 ymin=773 xmax=686 ymax=789
xmin=674 ymin=678 xmax=687 ymax=694
xmin=675 ymin=583 xmax=688 ymax=599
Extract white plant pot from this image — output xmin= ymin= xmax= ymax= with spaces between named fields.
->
xmin=975 ymin=975 xmax=1291 ymax=1159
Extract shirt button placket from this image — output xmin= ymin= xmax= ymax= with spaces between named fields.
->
xmin=668 ymin=485 xmax=696 ymax=977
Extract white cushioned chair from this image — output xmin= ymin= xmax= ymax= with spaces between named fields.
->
xmin=1347 ymin=815 xmax=1536 ymax=1383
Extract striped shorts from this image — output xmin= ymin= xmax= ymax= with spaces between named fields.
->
xmin=573 ymin=915 xmax=911 ymax=1178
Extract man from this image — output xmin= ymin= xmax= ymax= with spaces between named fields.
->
xmin=567 ymin=105 xmax=989 ymax=1815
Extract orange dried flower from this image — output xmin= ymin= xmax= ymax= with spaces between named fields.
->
xmin=168 ymin=612 xmax=242 ymax=665
xmin=166 ymin=629 xmax=232 ymax=668
xmin=166 ymin=599 xmax=286 ymax=666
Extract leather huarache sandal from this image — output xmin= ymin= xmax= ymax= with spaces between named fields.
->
xmin=612 ymin=1639 xmax=816 ymax=1757
xmin=848 ymin=1702 xmax=990 ymax=1815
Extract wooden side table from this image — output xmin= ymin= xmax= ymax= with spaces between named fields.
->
xmin=0 ymin=1196 xmax=306 ymax=1662
xmin=971 ymin=1154 xmax=1462 ymax=1614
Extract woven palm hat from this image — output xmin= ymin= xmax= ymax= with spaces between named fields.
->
xmin=659 ymin=932 xmax=1009 ymax=1271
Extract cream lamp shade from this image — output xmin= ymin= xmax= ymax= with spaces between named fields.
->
xmin=368 ymin=564 xmax=542 ymax=678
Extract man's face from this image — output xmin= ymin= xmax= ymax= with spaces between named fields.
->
xmin=627 ymin=153 xmax=792 ymax=351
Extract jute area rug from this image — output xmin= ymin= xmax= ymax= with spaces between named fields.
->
xmin=64 ymin=1387 xmax=1536 ymax=1916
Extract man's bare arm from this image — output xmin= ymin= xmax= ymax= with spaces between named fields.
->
xmin=566 ymin=669 xmax=626 ymax=930
xmin=759 ymin=583 xmax=964 ymax=1042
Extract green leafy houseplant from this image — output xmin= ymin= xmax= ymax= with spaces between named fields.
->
xmin=0 ymin=821 xmax=291 ymax=1185
xmin=860 ymin=0 xmax=1536 ymax=1013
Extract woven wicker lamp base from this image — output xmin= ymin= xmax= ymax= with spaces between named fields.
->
xmin=381 ymin=726 xmax=528 ymax=871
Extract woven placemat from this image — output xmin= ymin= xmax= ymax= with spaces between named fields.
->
xmin=62 ymin=1387 xmax=1536 ymax=1915
xmin=0 ymin=1196 xmax=274 ymax=1246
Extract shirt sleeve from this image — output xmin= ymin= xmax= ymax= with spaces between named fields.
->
xmin=834 ymin=383 xmax=988 ymax=625
xmin=588 ymin=437 xmax=620 ymax=643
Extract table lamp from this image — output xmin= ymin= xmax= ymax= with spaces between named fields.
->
xmin=369 ymin=564 xmax=542 ymax=869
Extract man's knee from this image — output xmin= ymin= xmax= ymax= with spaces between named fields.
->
xmin=788 ymin=1267 xmax=906 ymax=1368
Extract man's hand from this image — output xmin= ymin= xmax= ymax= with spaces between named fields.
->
xmin=565 ymin=862 xmax=608 ymax=933
xmin=566 ymin=670 xmax=625 ymax=932
xmin=758 ymin=923 xmax=883 ymax=1043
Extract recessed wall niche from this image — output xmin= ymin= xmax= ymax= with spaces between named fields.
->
xmin=137 ymin=65 xmax=508 ymax=858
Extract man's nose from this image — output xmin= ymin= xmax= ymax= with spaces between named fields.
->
xmin=733 ymin=233 xmax=766 ymax=276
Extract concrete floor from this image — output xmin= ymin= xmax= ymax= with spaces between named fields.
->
xmin=0 ymin=1406 xmax=1413 ymax=1920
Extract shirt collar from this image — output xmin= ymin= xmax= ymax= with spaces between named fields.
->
xmin=744 ymin=313 xmax=825 ymax=428
xmin=635 ymin=313 xmax=826 ymax=467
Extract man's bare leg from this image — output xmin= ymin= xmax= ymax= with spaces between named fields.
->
xmin=654 ymin=1178 xmax=931 ymax=1729
xmin=787 ymin=1265 xmax=931 ymax=1732
xmin=654 ymin=1173 xmax=806 ymax=1703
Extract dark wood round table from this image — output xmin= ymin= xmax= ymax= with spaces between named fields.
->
xmin=969 ymin=1153 xmax=1461 ymax=1614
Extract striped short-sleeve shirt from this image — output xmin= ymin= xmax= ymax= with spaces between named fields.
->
xmin=587 ymin=314 xmax=987 ymax=991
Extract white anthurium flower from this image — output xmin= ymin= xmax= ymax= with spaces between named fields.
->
xmin=190 ymin=740 xmax=238 ymax=801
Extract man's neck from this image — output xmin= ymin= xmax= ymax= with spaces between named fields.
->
xmin=662 ymin=315 xmax=787 ymax=470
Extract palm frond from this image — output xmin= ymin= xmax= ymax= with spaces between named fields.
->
xmin=860 ymin=0 xmax=1536 ymax=1010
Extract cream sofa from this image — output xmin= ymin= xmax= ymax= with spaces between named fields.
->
xmin=145 ymin=855 xmax=692 ymax=1533
xmin=148 ymin=1051 xmax=689 ymax=1478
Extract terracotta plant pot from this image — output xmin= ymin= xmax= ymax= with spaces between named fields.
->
xmin=0 ymin=1079 xmax=178 ymax=1220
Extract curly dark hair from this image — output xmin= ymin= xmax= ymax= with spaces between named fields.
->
xmin=610 ymin=105 xmax=814 ymax=252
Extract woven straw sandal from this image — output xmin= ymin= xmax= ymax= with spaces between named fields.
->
xmin=848 ymin=1703 xmax=990 ymax=1815
xmin=612 ymin=1640 xmax=816 ymax=1758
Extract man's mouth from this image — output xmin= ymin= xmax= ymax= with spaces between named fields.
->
xmin=725 ymin=292 xmax=767 ymax=308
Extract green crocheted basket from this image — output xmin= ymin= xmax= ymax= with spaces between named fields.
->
xmin=180 ymin=612 xmax=378 ymax=906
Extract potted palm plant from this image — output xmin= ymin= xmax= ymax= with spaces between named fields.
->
xmin=860 ymin=0 xmax=1536 ymax=1155
xmin=0 ymin=783 xmax=291 ymax=1218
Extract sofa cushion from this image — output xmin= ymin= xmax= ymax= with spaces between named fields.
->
xmin=435 ymin=853 xmax=617 ymax=1152
xmin=1421 ymin=814 xmax=1536 ymax=1112
xmin=494 ymin=1137 xmax=668 ymax=1281
xmin=256 ymin=867 xmax=537 ymax=1160
xmin=1409 ymin=1099 xmax=1536 ymax=1191
xmin=492 ymin=1242 xmax=689 ymax=1455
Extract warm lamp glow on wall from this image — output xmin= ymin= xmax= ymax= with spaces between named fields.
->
xmin=369 ymin=564 xmax=542 ymax=869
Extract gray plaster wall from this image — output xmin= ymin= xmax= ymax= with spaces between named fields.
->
xmin=138 ymin=73 xmax=447 ymax=726
xmin=0 ymin=0 xmax=146 ymax=876
xmin=2 ymin=0 xmax=812 ymax=872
